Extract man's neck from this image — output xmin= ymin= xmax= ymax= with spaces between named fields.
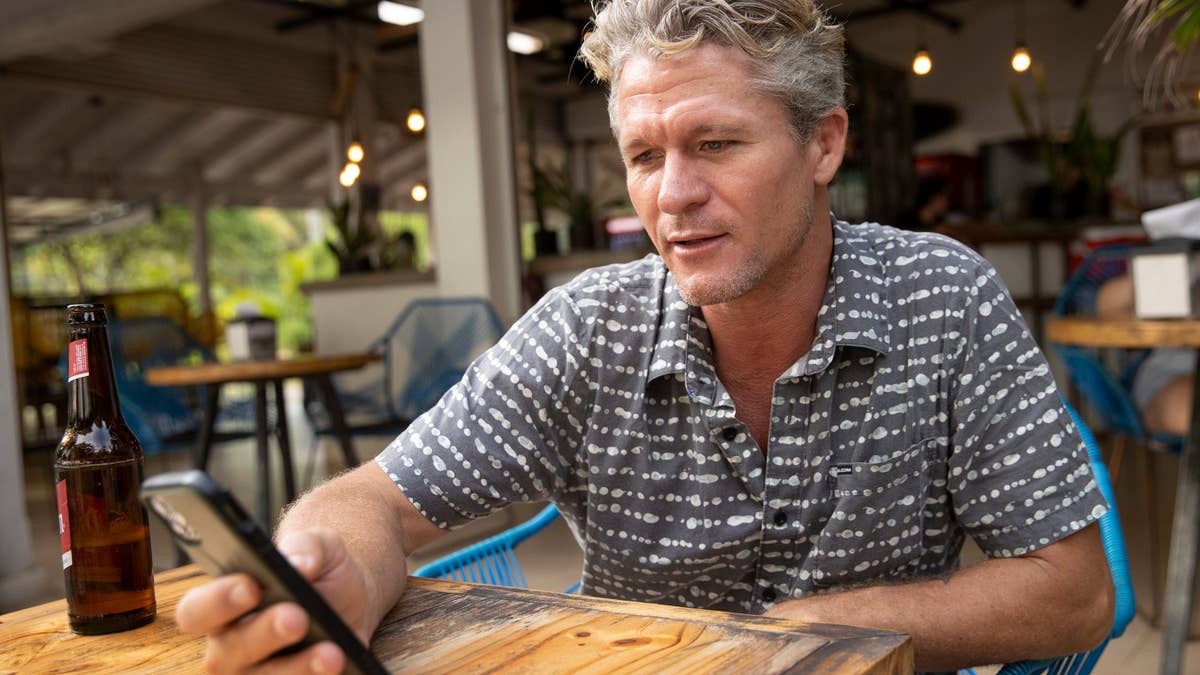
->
xmin=703 ymin=214 xmax=834 ymax=386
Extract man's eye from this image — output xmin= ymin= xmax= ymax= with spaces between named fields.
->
xmin=630 ymin=150 xmax=655 ymax=165
xmin=700 ymin=140 xmax=729 ymax=152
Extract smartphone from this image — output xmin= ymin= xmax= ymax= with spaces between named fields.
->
xmin=141 ymin=470 xmax=388 ymax=675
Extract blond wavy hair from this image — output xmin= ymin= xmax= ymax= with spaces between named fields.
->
xmin=578 ymin=0 xmax=845 ymax=142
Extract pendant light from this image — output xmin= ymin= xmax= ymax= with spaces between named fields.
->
xmin=913 ymin=46 xmax=932 ymax=76
xmin=1011 ymin=0 xmax=1032 ymax=73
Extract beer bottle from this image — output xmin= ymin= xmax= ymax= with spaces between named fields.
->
xmin=54 ymin=304 xmax=156 ymax=634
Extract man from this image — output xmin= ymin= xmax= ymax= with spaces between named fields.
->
xmin=177 ymin=1 xmax=1114 ymax=672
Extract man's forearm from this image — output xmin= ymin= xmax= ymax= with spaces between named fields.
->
xmin=276 ymin=462 xmax=422 ymax=635
xmin=764 ymin=527 xmax=1113 ymax=672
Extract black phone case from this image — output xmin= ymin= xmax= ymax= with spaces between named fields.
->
xmin=141 ymin=470 xmax=388 ymax=675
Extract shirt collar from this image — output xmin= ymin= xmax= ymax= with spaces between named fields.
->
xmin=646 ymin=217 xmax=893 ymax=398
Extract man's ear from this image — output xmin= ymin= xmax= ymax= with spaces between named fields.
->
xmin=811 ymin=108 xmax=848 ymax=187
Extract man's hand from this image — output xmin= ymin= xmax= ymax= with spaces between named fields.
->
xmin=176 ymin=528 xmax=373 ymax=674
xmin=175 ymin=462 xmax=445 ymax=674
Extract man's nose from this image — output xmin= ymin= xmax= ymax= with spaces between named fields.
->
xmin=657 ymin=154 xmax=709 ymax=215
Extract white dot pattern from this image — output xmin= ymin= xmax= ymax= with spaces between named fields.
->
xmin=377 ymin=219 xmax=1108 ymax=614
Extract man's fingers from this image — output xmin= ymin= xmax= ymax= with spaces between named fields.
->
xmin=253 ymin=641 xmax=346 ymax=675
xmin=203 ymin=603 xmax=310 ymax=674
xmin=177 ymin=574 xmax=260 ymax=635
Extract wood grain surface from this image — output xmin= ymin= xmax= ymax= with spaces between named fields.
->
xmin=0 ymin=567 xmax=912 ymax=674
xmin=144 ymin=352 xmax=377 ymax=386
xmin=1047 ymin=317 xmax=1200 ymax=349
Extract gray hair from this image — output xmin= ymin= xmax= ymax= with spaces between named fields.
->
xmin=578 ymin=0 xmax=845 ymax=143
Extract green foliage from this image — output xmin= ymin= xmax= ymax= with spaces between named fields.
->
xmin=1150 ymin=0 xmax=1200 ymax=51
xmin=14 ymin=205 xmax=338 ymax=354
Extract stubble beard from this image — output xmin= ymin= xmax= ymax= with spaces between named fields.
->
xmin=672 ymin=204 xmax=814 ymax=307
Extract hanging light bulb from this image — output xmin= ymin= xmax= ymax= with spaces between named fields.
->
xmin=912 ymin=48 xmax=932 ymax=76
xmin=1011 ymin=44 xmax=1032 ymax=73
xmin=411 ymin=183 xmax=428 ymax=202
xmin=347 ymin=141 xmax=364 ymax=163
xmin=339 ymin=162 xmax=361 ymax=188
xmin=406 ymin=108 xmax=426 ymax=134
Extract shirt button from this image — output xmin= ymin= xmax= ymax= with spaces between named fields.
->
xmin=721 ymin=427 xmax=738 ymax=442
xmin=762 ymin=587 xmax=777 ymax=602
xmin=773 ymin=510 xmax=787 ymax=526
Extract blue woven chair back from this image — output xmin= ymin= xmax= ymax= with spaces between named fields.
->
xmin=991 ymin=400 xmax=1135 ymax=675
xmin=413 ymin=505 xmax=563 ymax=588
xmin=308 ymin=298 xmax=505 ymax=435
xmin=375 ymin=297 xmax=506 ymax=422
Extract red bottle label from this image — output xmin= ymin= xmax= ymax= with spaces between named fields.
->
xmin=56 ymin=480 xmax=72 ymax=569
xmin=67 ymin=339 xmax=89 ymax=382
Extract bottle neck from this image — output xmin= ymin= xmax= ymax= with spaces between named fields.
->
xmin=66 ymin=324 xmax=124 ymax=428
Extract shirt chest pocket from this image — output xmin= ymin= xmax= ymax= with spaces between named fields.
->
xmin=809 ymin=438 xmax=935 ymax=588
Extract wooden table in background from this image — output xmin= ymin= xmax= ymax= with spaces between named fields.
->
xmin=146 ymin=353 xmax=377 ymax=524
xmin=1048 ymin=317 xmax=1200 ymax=675
xmin=0 ymin=565 xmax=912 ymax=674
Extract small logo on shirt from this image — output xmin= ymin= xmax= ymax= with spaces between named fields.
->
xmin=830 ymin=463 xmax=854 ymax=477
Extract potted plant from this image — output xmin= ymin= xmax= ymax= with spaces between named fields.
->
xmin=325 ymin=198 xmax=376 ymax=274
xmin=1009 ymin=55 xmax=1135 ymax=222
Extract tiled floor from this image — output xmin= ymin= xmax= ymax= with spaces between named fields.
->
xmin=14 ymin=385 xmax=1200 ymax=673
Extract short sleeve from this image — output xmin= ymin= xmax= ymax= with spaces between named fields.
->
xmin=374 ymin=288 xmax=593 ymax=530
xmin=947 ymin=259 xmax=1109 ymax=557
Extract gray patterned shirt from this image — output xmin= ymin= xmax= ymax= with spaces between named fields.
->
xmin=377 ymin=219 xmax=1107 ymax=614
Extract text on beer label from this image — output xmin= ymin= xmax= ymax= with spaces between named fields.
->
xmin=56 ymin=480 xmax=73 ymax=569
xmin=67 ymin=339 xmax=89 ymax=382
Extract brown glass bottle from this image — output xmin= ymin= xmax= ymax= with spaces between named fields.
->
xmin=53 ymin=304 xmax=156 ymax=634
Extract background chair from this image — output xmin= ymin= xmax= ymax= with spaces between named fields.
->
xmin=302 ymin=297 xmax=506 ymax=481
xmin=63 ymin=316 xmax=250 ymax=455
xmin=1052 ymin=244 xmax=1181 ymax=620
xmin=413 ymin=504 xmax=578 ymax=593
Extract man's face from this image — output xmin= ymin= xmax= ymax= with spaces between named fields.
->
xmin=615 ymin=44 xmax=823 ymax=307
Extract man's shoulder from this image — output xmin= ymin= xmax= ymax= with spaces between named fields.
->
xmin=552 ymin=253 xmax=667 ymax=304
xmin=837 ymin=220 xmax=990 ymax=276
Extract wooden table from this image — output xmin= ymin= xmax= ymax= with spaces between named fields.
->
xmin=0 ymin=565 xmax=912 ymax=674
xmin=1048 ymin=317 xmax=1200 ymax=675
xmin=146 ymin=353 xmax=377 ymax=524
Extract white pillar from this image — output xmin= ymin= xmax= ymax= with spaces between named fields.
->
xmin=419 ymin=0 xmax=522 ymax=323
xmin=0 ymin=132 xmax=40 ymax=611
xmin=190 ymin=189 xmax=211 ymax=318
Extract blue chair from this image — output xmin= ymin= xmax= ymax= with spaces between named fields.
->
xmin=307 ymin=297 xmax=505 ymax=432
xmin=302 ymin=298 xmax=507 ymax=481
xmin=1052 ymin=244 xmax=1181 ymax=620
xmin=975 ymin=401 xmax=1134 ymax=675
xmin=413 ymin=504 xmax=579 ymax=593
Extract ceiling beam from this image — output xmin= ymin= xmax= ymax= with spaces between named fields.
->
xmin=3 ymin=24 xmax=338 ymax=120
xmin=253 ymin=132 xmax=328 ymax=185
xmin=833 ymin=0 xmax=966 ymax=32
xmin=4 ymin=165 xmax=325 ymax=209
xmin=0 ymin=0 xmax=220 ymax=62
xmin=202 ymin=119 xmax=317 ymax=183
xmin=264 ymin=0 xmax=381 ymax=33
xmin=117 ymin=108 xmax=213 ymax=168
xmin=1 ymin=93 xmax=92 ymax=158
xmin=199 ymin=116 xmax=284 ymax=182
